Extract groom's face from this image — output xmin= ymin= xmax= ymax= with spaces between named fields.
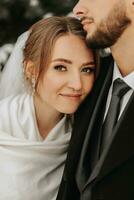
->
xmin=73 ymin=0 xmax=131 ymax=49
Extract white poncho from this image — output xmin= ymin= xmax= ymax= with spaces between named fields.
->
xmin=0 ymin=93 xmax=72 ymax=200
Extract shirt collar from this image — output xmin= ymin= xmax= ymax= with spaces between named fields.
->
xmin=113 ymin=62 xmax=134 ymax=90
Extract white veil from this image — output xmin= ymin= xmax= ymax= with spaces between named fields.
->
xmin=0 ymin=31 xmax=29 ymax=100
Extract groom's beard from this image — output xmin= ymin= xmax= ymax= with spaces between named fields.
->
xmin=86 ymin=2 xmax=131 ymax=49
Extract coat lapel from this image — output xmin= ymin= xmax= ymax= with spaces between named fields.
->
xmin=84 ymin=91 xmax=134 ymax=190
xmin=74 ymin=60 xmax=114 ymax=191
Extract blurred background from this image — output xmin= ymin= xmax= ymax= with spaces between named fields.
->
xmin=0 ymin=0 xmax=77 ymax=70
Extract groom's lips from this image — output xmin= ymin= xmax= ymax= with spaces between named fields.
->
xmin=81 ymin=17 xmax=94 ymax=30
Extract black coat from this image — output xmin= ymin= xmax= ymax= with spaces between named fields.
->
xmin=56 ymin=55 xmax=134 ymax=200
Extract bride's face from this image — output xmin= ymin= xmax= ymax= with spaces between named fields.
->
xmin=36 ymin=33 xmax=95 ymax=114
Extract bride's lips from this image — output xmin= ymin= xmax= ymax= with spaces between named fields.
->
xmin=60 ymin=93 xmax=82 ymax=100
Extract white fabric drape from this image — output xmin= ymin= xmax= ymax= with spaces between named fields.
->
xmin=0 ymin=93 xmax=72 ymax=200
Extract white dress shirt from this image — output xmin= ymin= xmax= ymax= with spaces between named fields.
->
xmin=104 ymin=62 xmax=134 ymax=120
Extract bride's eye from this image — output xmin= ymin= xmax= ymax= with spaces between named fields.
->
xmin=54 ymin=65 xmax=67 ymax=72
xmin=81 ymin=66 xmax=95 ymax=74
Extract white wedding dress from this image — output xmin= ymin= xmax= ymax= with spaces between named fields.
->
xmin=0 ymin=93 xmax=72 ymax=200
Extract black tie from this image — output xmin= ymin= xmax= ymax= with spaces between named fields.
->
xmin=100 ymin=78 xmax=130 ymax=154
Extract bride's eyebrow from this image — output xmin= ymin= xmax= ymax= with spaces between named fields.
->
xmin=51 ymin=58 xmax=72 ymax=64
xmin=81 ymin=61 xmax=95 ymax=67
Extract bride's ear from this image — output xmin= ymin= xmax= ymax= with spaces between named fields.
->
xmin=24 ymin=60 xmax=39 ymax=80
